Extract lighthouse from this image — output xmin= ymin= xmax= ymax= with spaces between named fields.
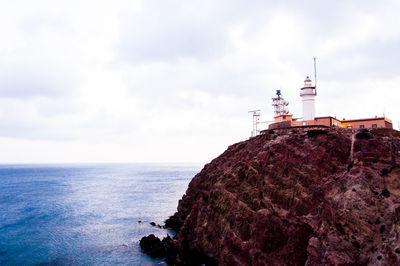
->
xmin=300 ymin=76 xmax=316 ymax=121
xmin=266 ymin=64 xmax=394 ymax=130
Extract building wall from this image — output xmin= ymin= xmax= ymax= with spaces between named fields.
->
xmin=302 ymin=96 xmax=315 ymax=120
xmin=292 ymin=117 xmax=334 ymax=127
xmin=385 ymin=121 xmax=393 ymax=128
xmin=268 ymin=116 xmax=393 ymax=130
xmin=341 ymin=118 xmax=391 ymax=129
xmin=314 ymin=117 xmax=332 ymax=127
xmin=274 ymin=114 xmax=293 ymax=123
xmin=301 ymin=86 xmax=316 ymax=121
xmin=268 ymin=121 xmax=292 ymax=129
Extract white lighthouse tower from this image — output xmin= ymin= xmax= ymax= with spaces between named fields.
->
xmin=300 ymin=76 xmax=316 ymax=121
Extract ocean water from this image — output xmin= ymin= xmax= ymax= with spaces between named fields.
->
xmin=0 ymin=163 xmax=201 ymax=265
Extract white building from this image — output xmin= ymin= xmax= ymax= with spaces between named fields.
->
xmin=300 ymin=76 xmax=316 ymax=121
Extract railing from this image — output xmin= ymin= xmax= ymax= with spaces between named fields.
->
xmin=300 ymin=91 xmax=316 ymax=96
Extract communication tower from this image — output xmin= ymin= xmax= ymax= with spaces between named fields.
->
xmin=272 ymin=90 xmax=289 ymax=117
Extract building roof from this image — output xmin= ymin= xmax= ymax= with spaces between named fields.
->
xmin=341 ymin=117 xmax=392 ymax=123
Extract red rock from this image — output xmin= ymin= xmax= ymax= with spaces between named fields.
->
xmin=161 ymin=128 xmax=400 ymax=265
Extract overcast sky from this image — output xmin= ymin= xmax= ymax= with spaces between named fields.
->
xmin=1 ymin=0 xmax=399 ymax=164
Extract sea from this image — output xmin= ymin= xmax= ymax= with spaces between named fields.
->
xmin=0 ymin=163 xmax=202 ymax=265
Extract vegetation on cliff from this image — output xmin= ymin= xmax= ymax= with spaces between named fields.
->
xmin=142 ymin=128 xmax=400 ymax=265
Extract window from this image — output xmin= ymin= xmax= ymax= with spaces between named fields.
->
xmin=360 ymin=125 xmax=365 ymax=128
xmin=283 ymin=115 xmax=286 ymax=119
xmin=372 ymin=124 xmax=377 ymax=128
xmin=347 ymin=125 xmax=352 ymax=128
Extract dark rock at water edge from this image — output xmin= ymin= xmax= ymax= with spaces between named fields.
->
xmin=164 ymin=215 xmax=182 ymax=232
xmin=140 ymin=234 xmax=164 ymax=258
xmin=139 ymin=234 xmax=183 ymax=264
xmin=143 ymin=128 xmax=400 ymax=265
xmin=149 ymin=221 xmax=164 ymax=228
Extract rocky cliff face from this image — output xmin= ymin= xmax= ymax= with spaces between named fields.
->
xmin=146 ymin=128 xmax=400 ymax=265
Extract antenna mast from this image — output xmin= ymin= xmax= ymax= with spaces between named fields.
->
xmin=271 ymin=90 xmax=289 ymax=117
xmin=248 ymin=110 xmax=261 ymax=137
xmin=313 ymin=57 xmax=317 ymax=95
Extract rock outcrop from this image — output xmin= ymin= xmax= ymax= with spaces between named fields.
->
xmin=143 ymin=128 xmax=400 ymax=265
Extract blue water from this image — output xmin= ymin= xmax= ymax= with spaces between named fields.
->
xmin=0 ymin=163 xmax=201 ymax=265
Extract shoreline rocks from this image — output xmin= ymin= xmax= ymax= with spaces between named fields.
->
xmin=139 ymin=234 xmax=181 ymax=264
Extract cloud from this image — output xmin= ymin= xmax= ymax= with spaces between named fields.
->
xmin=0 ymin=59 xmax=80 ymax=99
xmin=117 ymin=4 xmax=227 ymax=62
xmin=117 ymin=0 xmax=278 ymax=63
xmin=0 ymin=6 xmax=82 ymax=99
xmin=0 ymin=0 xmax=400 ymax=163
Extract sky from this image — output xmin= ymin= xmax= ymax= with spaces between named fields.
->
xmin=0 ymin=0 xmax=399 ymax=164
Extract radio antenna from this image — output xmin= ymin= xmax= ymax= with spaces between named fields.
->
xmin=248 ymin=110 xmax=261 ymax=137
xmin=313 ymin=57 xmax=317 ymax=95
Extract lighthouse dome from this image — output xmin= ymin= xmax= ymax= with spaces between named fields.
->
xmin=304 ymin=76 xmax=313 ymax=87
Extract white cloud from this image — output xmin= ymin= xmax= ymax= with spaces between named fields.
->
xmin=0 ymin=0 xmax=399 ymax=163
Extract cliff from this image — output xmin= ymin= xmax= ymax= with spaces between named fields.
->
xmin=142 ymin=128 xmax=400 ymax=265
